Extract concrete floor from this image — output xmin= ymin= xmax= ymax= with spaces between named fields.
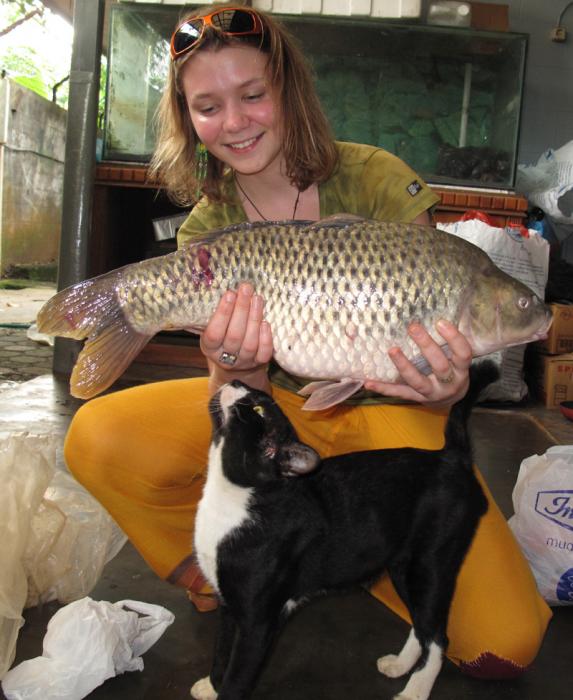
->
xmin=0 ymin=290 xmax=572 ymax=699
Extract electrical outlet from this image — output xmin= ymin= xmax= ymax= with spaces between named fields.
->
xmin=551 ymin=26 xmax=567 ymax=42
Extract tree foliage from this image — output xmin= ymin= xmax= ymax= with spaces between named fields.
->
xmin=0 ymin=0 xmax=70 ymax=107
xmin=0 ymin=0 xmax=107 ymax=123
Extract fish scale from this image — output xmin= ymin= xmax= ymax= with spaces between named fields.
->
xmin=36 ymin=216 xmax=552 ymax=408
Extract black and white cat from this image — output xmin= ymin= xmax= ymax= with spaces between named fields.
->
xmin=191 ymin=364 xmax=496 ymax=700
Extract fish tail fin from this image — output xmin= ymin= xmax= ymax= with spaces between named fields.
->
xmin=37 ymin=275 xmax=151 ymax=399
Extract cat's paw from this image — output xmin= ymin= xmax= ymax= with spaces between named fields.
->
xmin=377 ymin=654 xmax=408 ymax=678
xmin=190 ymin=676 xmax=218 ymax=699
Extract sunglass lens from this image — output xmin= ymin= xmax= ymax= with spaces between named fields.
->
xmin=213 ymin=9 xmax=256 ymax=33
xmin=173 ymin=20 xmax=203 ymax=54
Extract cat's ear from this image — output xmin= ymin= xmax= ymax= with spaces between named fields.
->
xmin=279 ymin=442 xmax=320 ymax=477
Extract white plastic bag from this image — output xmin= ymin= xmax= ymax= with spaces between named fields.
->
xmin=517 ymin=141 xmax=573 ymax=224
xmin=508 ymin=445 xmax=573 ymax=605
xmin=0 ymin=434 xmax=57 ymax=679
xmin=23 ymin=470 xmax=127 ymax=608
xmin=0 ymin=430 xmax=128 ymax=681
xmin=1 ymin=597 xmax=175 ymax=700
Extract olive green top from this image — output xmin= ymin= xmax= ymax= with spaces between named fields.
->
xmin=177 ymin=141 xmax=439 ymax=245
xmin=176 ymin=141 xmax=440 ymax=403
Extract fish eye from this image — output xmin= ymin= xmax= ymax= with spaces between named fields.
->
xmin=253 ymin=405 xmax=265 ymax=417
xmin=517 ymin=296 xmax=530 ymax=311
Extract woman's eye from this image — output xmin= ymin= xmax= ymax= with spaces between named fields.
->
xmin=253 ymin=405 xmax=265 ymax=417
xmin=191 ymin=101 xmax=217 ymax=115
xmin=245 ymin=92 xmax=264 ymax=101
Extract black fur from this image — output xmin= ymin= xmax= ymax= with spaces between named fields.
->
xmin=194 ymin=362 xmax=497 ymax=700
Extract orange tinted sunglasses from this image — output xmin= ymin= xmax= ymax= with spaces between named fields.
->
xmin=170 ymin=7 xmax=264 ymax=60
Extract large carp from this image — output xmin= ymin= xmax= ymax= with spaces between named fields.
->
xmin=37 ymin=216 xmax=552 ymax=409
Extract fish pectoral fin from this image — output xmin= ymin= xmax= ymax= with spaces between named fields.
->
xmin=297 ymin=380 xmax=336 ymax=397
xmin=410 ymin=343 xmax=452 ymax=377
xmin=298 ymin=378 xmax=364 ymax=411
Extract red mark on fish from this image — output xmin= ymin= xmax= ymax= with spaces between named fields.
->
xmin=190 ymin=247 xmax=214 ymax=288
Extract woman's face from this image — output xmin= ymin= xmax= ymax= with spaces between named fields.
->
xmin=180 ymin=44 xmax=283 ymax=178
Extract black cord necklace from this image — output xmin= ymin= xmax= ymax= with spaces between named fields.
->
xmin=235 ymin=177 xmax=301 ymax=221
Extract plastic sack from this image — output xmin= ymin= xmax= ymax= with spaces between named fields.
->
xmin=1 ymin=597 xmax=175 ymax=700
xmin=0 ymin=434 xmax=57 ymax=679
xmin=437 ymin=218 xmax=550 ymax=401
xmin=517 ymin=140 xmax=573 ymax=225
xmin=0 ymin=430 xmax=128 ymax=682
xmin=508 ymin=445 xmax=573 ymax=605
xmin=23 ymin=470 xmax=127 ymax=608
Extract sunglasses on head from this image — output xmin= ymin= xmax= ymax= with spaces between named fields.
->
xmin=170 ymin=7 xmax=264 ymax=60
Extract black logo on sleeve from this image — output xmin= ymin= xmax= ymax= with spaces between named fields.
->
xmin=407 ymin=180 xmax=422 ymax=197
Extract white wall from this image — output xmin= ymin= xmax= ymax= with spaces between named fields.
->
xmin=494 ymin=0 xmax=573 ymax=164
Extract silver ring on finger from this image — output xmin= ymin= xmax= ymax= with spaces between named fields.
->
xmin=219 ymin=351 xmax=238 ymax=367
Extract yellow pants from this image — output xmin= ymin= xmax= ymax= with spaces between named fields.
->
xmin=64 ymin=377 xmax=551 ymax=678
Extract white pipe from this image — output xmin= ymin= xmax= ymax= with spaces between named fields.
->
xmin=459 ymin=62 xmax=472 ymax=147
xmin=0 ymin=78 xmax=10 ymax=274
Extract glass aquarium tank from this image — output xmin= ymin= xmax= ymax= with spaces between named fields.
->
xmin=104 ymin=3 xmax=527 ymax=189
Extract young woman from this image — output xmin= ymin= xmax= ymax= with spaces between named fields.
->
xmin=65 ymin=4 xmax=551 ymax=680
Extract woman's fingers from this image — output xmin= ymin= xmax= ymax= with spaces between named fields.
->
xmin=200 ymin=283 xmax=273 ymax=371
xmin=255 ymin=320 xmax=274 ymax=365
xmin=200 ymin=289 xmax=237 ymax=355
xmin=435 ymin=319 xmax=473 ymax=371
xmin=365 ymin=320 xmax=472 ymax=406
xmin=221 ymin=283 xmax=255 ymax=357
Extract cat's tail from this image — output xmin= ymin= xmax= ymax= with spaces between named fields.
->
xmin=443 ymin=360 xmax=499 ymax=459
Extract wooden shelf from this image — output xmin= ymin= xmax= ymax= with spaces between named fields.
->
xmin=431 ymin=185 xmax=528 ymax=226
xmin=95 ymin=163 xmax=157 ymax=188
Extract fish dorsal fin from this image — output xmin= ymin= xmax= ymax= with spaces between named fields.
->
xmin=298 ymin=377 xmax=364 ymax=411
xmin=314 ymin=213 xmax=367 ymax=227
xmin=180 ymin=216 xmax=365 ymax=251
xmin=181 ymin=219 xmax=315 ymax=250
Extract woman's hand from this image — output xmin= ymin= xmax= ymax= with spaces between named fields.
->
xmin=364 ymin=320 xmax=472 ymax=408
xmin=200 ymin=282 xmax=274 ymax=394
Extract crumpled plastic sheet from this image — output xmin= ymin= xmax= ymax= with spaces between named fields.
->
xmin=517 ymin=140 xmax=573 ymax=224
xmin=0 ymin=431 xmax=127 ymax=680
xmin=23 ymin=470 xmax=127 ymax=609
xmin=1 ymin=597 xmax=175 ymax=700
xmin=0 ymin=434 xmax=56 ymax=679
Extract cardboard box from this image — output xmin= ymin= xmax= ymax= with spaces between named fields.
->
xmin=536 ymin=303 xmax=573 ymax=355
xmin=530 ymin=352 xmax=573 ymax=408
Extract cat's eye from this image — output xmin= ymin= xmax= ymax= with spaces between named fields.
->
xmin=253 ymin=405 xmax=265 ymax=417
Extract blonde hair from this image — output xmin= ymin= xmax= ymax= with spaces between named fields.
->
xmin=149 ymin=4 xmax=338 ymax=206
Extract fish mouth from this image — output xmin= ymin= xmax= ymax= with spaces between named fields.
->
xmin=225 ymin=133 xmax=263 ymax=153
xmin=533 ymin=311 xmax=554 ymax=340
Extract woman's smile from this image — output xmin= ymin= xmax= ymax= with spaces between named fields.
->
xmin=225 ymin=133 xmax=263 ymax=152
